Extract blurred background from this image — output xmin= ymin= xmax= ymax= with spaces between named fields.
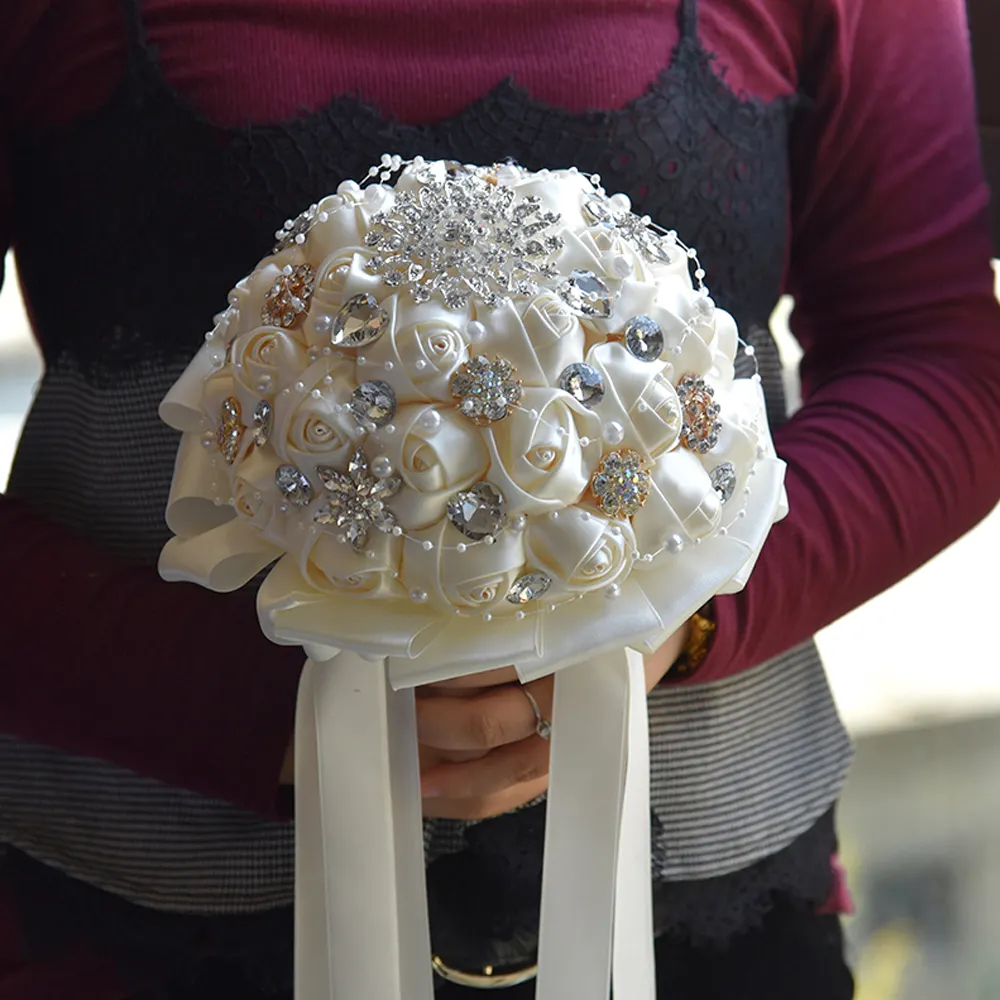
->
xmin=2 ymin=253 xmax=999 ymax=998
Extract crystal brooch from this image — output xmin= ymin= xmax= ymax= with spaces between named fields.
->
xmin=275 ymin=465 xmax=315 ymax=507
xmin=590 ymin=449 xmax=651 ymax=519
xmin=314 ymin=449 xmax=402 ymax=550
xmin=677 ymin=375 xmax=722 ymax=453
xmin=261 ymin=264 xmax=315 ymax=328
xmin=621 ymin=314 xmax=664 ymax=362
xmin=450 ymin=355 xmax=523 ymax=425
xmin=709 ymin=462 xmax=737 ymax=504
xmin=557 ymin=269 xmax=613 ymax=318
xmin=252 ymin=400 xmax=273 ymax=447
xmin=350 ymin=381 xmax=397 ymax=428
xmin=558 ymin=362 xmax=604 ymax=408
xmin=446 ymin=482 xmax=508 ymax=540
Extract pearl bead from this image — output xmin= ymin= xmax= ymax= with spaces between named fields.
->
xmin=294 ymin=381 xmax=305 ymax=391
xmin=515 ymin=610 xmax=526 ymax=621
xmin=666 ymin=533 xmax=685 ymax=554
xmin=456 ymin=543 xmax=467 ymax=553
xmin=383 ymin=423 xmax=396 ymax=435
xmin=418 ymin=409 xmax=442 ymax=435
xmin=465 ymin=320 xmax=488 ymax=343
xmin=605 ymin=583 xmax=621 ymax=599
xmin=357 ymin=356 xmax=367 ymax=366
xmin=579 ymin=436 xmax=591 ymax=447
xmin=311 ymin=389 xmax=322 ymax=399
xmin=602 ymin=420 xmax=625 ymax=445
xmin=384 ymin=361 xmax=394 ymax=371
xmin=371 ymin=456 xmax=394 ymax=478
xmin=392 ymin=526 xmax=403 ymax=537
xmin=484 ymin=535 xmax=496 ymax=545
xmin=415 ymin=359 xmax=428 ymax=371
xmin=410 ymin=589 xmax=428 ymax=603
xmin=422 ymin=540 xmax=434 ymax=551
xmin=511 ymin=515 xmax=527 ymax=532
xmin=483 ymin=613 xmax=493 ymax=622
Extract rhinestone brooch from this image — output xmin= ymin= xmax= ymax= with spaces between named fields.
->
xmin=590 ymin=449 xmax=652 ymax=519
xmin=217 ymin=397 xmax=245 ymax=465
xmin=261 ymin=264 xmax=315 ymax=328
xmin=314 ymin=449 xmax=402 ymax=550
xmin=450 ymin=355 xmax=523 ymax=425
xmin=677 ymin=375 xmax=722 ymax=453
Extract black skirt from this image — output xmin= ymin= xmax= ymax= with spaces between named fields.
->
xmin=2 ymin=807 xmax=851 ymax=1000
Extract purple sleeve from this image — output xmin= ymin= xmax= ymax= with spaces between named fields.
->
xmin=684 ymin=0 xmax=1000 ymax=684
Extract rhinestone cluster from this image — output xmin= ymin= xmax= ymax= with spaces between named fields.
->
xmin=363 ymin=170 xmax=564 ymax=309
xmin=677 ymin=375 xmax=722 ymax=453
xmin=450 ymin=355 xmax=523 ymax=425
xmin=582 ymin=193 xmax=678 ymax=264
xmin=590 ymin=449 xmax=652 ymax=519
xmin=314 ymin=449 xmax=402 ymax=550
xmin=261 ymin=264 xmax=315 ymax=328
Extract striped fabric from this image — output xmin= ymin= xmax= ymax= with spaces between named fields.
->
xmin=0 ymin=343 xmax=853 ymax=912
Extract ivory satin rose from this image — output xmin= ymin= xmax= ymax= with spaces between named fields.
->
xmin=364 ymin=297 xmax=472 ymax=402
xmin=230 ymin=326 xmax=309 ymax=397
xmin=399 ymin=517 xmax=526 ymax=612
xmin=269 ymin=356 xmax=362 ymax=478
xmin=372 ymin=405 xmax=489 ymax=530
xmin=524 ymin=507 xmax=635 ymax=598
xmin=484 ymin=387 xmax=602 ymax=516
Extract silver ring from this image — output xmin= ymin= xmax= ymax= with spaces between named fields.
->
xmin=521 ymin=686 xmax=552 ymax=741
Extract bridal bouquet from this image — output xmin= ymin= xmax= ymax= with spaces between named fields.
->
xmin=159 ymin=157 xmax=785 ymax=1000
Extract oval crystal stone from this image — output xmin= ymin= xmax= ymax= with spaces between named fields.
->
xmin=350 ymin=380 xmax=397 ymax=427
xmin=506 ymin=572 xmax=553 ymax=605
xmin=557 ymin=269 xmax=613 ymax=318
xmin=252 ymin=399 xmax=273 ymax=447
xmin=558 ymin=362 xmax=605 ymax=408
xmin=331 ymin=293 xmax=390 ymax=347
xmin=446 ymin=482 xmax=507 ymax=540
xmin=622 ymin=314 xmax=664 ymax=362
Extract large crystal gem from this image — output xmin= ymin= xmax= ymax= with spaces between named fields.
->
xmin=506 ymin=572 xmax=553 ymax=605
xmin=446 ymin=482 xmax=508 ymax=540
xmin=557 ymin=363 xmax=604 ymax=408
xmin=350 ymin=380 xmax=397 ymax=427
xmin=557 ymin=269 xmax=613 ymax=318
xmin=331 ymin=293 xmax=390 ymax=347
xmin=622 ymin=314 xmax=664 ymax=362
xmin=275 ymin=464 xmax=315 ymax=507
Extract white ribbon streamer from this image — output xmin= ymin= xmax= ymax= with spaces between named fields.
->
xmin=535 ymin=650 xmax=632 ymax=1000
xmin=294 ymin=655 xmax=433 ymax=1000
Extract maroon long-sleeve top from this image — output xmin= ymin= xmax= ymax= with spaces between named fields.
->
xmin=1 ymin=0 xmax=998 ymax=820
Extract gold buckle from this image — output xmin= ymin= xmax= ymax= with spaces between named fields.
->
xmin=431 ymin=955 xmax=539 ymax=990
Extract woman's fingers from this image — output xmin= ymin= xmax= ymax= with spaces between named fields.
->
xmin=416 ymin=680 xmax=552 ymax=752
xmin=421 ymin=735 xmax=551 ymax=801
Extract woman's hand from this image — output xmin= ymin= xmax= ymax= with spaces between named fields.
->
xmin=418 ymin=621 xmax=691 ymax=820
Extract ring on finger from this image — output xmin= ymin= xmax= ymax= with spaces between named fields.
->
xmin=520 ymin=686 xmax=552 ymax=741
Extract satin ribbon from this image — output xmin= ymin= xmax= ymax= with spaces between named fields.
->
xmin=294 ymin=648 xmax=652 ymax=1000
xmin=294 ymin=655 xmax=433 ymax=1000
